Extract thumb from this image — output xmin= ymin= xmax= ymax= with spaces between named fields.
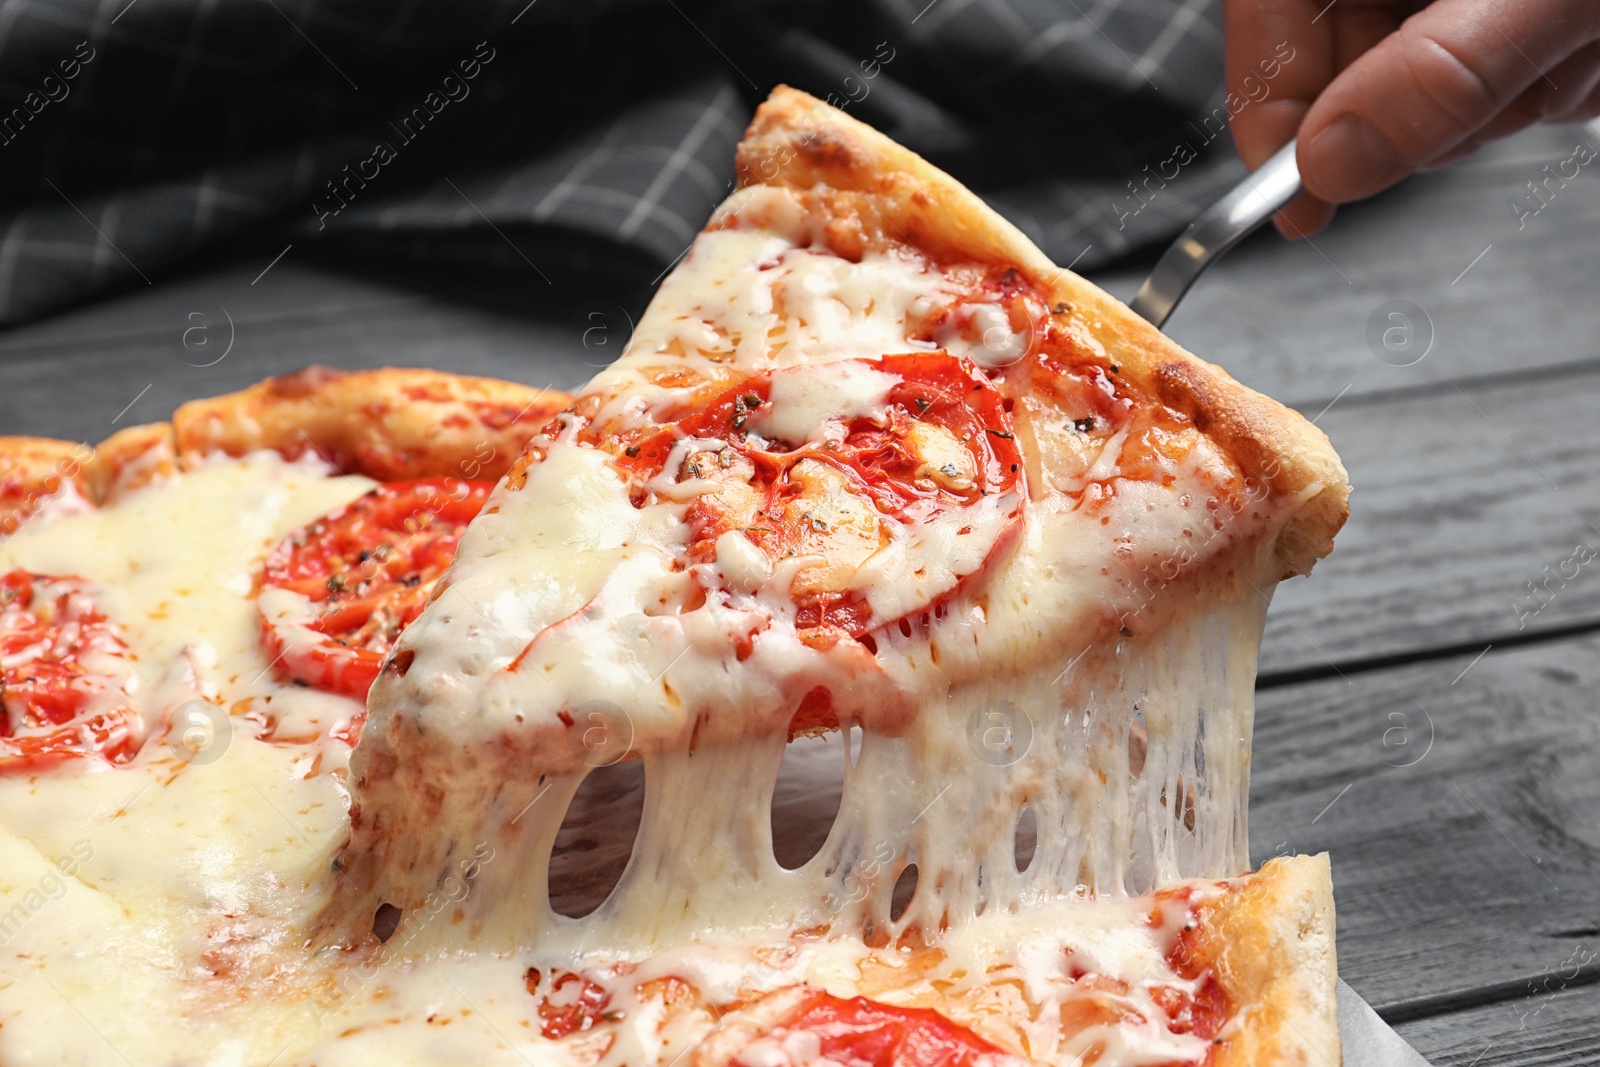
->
xmin=1297 ymin=0 xmax=1600 ymax=203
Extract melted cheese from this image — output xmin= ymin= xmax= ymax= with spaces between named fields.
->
xmin=750 ymin=361 xmax=900 ymax=445
xmin=0 ymin=452 xmax=373 ymax=745
xmin=0 ymin=453 xmax=373 ymax=1063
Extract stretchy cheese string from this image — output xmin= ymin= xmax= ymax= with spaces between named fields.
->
xmin=318 ymin=572 xmax=1272 ymax=957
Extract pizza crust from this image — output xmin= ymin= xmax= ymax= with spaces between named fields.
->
xmin=170 ymin=365 xmax=565 ymax=482
xmin=0 ymin=436 xmax=97 ymax=534
xmin=90 ymin=422 xmax=179 ymax=501
xmin=736 ymin=87 xmax=1349 ymax=580
xmin=1204 ymin=853 xmax=1341 ymax=1067
xmin=0 ymin=366 xmax=570 ymax=530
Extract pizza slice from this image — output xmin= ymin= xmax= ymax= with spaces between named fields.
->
xmin=304 ymin=88 xmax=1351 ymax=1065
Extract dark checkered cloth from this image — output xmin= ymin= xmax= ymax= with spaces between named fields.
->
xmin=0 ymin=0 xmax=1247 ymax=327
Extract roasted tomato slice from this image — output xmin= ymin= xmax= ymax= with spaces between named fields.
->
xmin=617 ymin=354 xmax=1022 ymax=642
xmin=524 ymin=968 xmax=613 ymax=1039
xmin=760 ymin=989 xmax=1012 ymax=1067
xmin=0 ymin=569 xmax=140 ymax=773
xmin=259 ymin=478 xmax=492 ymax=709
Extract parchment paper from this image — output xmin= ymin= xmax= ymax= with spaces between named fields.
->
xmin=1339 ymin=981 xmax=1435 ymax=1066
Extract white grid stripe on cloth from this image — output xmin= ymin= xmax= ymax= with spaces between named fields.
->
xmin=1141 ymin=0 xmax=1222 ymax=65
xmin=87 ymin=196 xmax=123 ymax=285
xmin=527 ymin=124 xmax=634 ymax=223
xmin=619 ymin=85 xmax=740 ymax=241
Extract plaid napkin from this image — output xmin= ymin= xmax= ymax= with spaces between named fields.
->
xmin=0 ymin=0 xmax=1245 ymax=327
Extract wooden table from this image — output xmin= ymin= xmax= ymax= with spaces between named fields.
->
xmin=3 ymin=122 xmax=1596 ymax=1066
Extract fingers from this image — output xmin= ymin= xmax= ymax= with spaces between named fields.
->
xmin=1545 ymin=81 xmax=1600 ymax=123
xmin=1222 ymin=0 xmax=1600 ymax=238
xmin=1416 ymin=87 xmax=1545 ymax=170
xmin=1223 ymin=0 xmax=1350 ymax=235
xmin=1538 ymin=40 xmax=1600 ymax=121
xmin=1273 ymin=3 xmax=1401 ymax=234
xmin=1298 ymin=0 xmax=1600 ymax=203
xmin=1441 ymin=38 xmax=1600 ymax=159
xmin=1330 ymin=0 xmax=1410 ymax=72
xmin=1331 ymin=35 xmax=1600 ymax=180
xmin=1224 ymin=0 xmax=1335 ymax=170
xmin=1414 ymin=138 xmax=1484 ymax=172
xmin=1271 ymin=193 xmax=1337 ymax=238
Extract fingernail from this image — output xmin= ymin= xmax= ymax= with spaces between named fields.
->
xmin=1304 ymin=114 xmax=1404 ymax=201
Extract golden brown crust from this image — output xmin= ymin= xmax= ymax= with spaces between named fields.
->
xmin=737 ymin=87 xmax=1349 ymax=579
xmin=171 ymin=365 xmax=566 ymax=483
xmin=90 ymin=422 xmax=177 ymax=501
xmin=0 ymin=367 xmax=571 ymax=535
xmin=0 ymin=436 xmax=97 ymax=536
xmin=1202 ymin=854 xmax=1341 ymax=1067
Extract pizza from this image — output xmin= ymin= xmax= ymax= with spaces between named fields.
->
xmin=0 ymin=89 xmax=1348 ymax=1067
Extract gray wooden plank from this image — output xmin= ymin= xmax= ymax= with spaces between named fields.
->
xmin=0 ymin=261 xmax=601 ymax=443
xmin=1250 ymin=631 xmax=1600 ymax=1023
xmin=1091 ymin=123 xmax=1600 ymax=413
xmin=1261 ymin=364 xmax=1600 ymax=675
xmin=1396 ymin=983 xmax=1600 ymax=1067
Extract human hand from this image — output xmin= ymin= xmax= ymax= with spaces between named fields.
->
xmin=1224 ymin=0 xmax=1600 ymax=235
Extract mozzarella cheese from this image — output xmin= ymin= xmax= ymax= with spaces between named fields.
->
xmin=0 ymin=453 xmax=370 ymax=1062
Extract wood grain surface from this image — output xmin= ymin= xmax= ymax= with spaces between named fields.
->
xmin=1262 ymin=367 xmax=1600 ymax=678
xmin=1251 ymin=635 xmax=1600 ymax=1018
xmin=1396 ymin=980 xmax=1600 ymax=1067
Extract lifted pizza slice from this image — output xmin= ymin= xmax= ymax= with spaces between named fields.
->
xmin=309 ymin=87 xmax=1349 ymax=1066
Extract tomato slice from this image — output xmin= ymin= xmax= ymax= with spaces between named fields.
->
xmin=1153 ymin=885 xmax=1232 ymax=1043
xmin=767 ymin=990 xmax=1011 ymax=1067
xmin=617 ymin=354 xmax=1022 ymax=642
xmin=1149 ymin=975 xmax=1228 ymax=1041
xmin=524 ymin=968 xmax=613 ymax=1039
xmin=0 ymin=569 xmax=140 ymax=773
xmin=259 ymin=478 xmax=493 ymax=710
